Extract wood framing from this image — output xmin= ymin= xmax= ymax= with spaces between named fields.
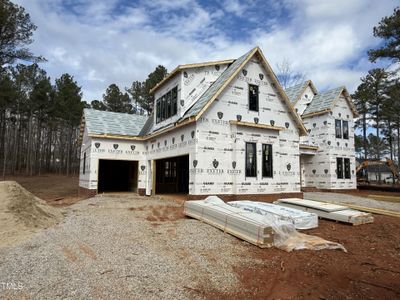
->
xmin=150 ymin=59 xmax=235 ymax=94
xmin=230 ymin=120 xmax=285 ymax=131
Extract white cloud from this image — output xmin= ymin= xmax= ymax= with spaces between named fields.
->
xmin=13 ymin=0 xmax=399 ymax=102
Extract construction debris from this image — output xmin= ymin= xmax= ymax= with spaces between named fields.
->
xmin=228 ymin=200 xmax=318 ymax=230
xmin=275 ymin=198 xmax=374 ymax=225
xmin=184 ymin=196 xmax=346 ymax=252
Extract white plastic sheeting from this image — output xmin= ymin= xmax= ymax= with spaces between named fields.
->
xmin=228 ymin=201 xmax=318 ymax=230
xmin=185 ymin=196 xmax=346 ymax=252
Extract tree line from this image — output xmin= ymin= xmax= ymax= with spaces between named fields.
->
xmin=0 ymin=0 xmax=165 ymax=177
xmin=352 ymin=7 xmax=400 ymax=165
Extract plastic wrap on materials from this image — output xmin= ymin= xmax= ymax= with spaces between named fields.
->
xmin=201 ymin=197 xmax=346 ymax=252
xmin=228 ymin=200 xmax=318 ymax=230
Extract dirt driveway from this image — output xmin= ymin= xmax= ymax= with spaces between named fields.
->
xmin=0 ymin=194 xmax=399 ymax=299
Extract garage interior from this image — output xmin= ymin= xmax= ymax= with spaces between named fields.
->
xmin=155 ymin=155 xmax=189 ymax=194
xmin=98 ymin=159 xmax=138 ymax=193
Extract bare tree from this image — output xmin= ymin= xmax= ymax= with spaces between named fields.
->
xmin=276 ymin=58 xmax=307 ymax=89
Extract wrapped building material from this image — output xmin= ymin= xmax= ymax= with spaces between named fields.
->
xmin=184 ymin=196 xmax=274 ymax=248
xmin=275 ymin=198 xmax=374 ymax=225
xmin=228 ymin=201 xmax=318 ymax=230
xmin=185 ymin=196 xmax=346 ymax=252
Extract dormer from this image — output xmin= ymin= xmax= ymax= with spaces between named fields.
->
xmin=285 ymin=80 xmax=318 ymax=116
xmin=150 ymin=59 xmax=233 ymax=131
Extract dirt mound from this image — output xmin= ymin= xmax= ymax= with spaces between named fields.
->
xmin=0 ymin=181 xmax=63 ymax=247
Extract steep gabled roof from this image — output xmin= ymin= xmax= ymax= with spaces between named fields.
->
xmin=83 ymin=109 xmax=148 ymax=137
xmin=150 ymin=58 xmax=235 ymax=94
xmin=182 ymin=46 xmax=308 ymax=136
xmin=302 ymin=86 xmax=358 ymax=118
xmin=285 ymin=80 xmax=318 ymax=105
xmin=183 ymin=48 xmax=255 ymax=119
xmin=81 ymin=47 xmax=309 ymax=142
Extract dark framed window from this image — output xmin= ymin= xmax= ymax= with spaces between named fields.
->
xmin=335 ymin=119 xmax=342 ymax=138
xmin=83 ymin=152 xmax=86 ymax=174
xmin=248 ymin=84 xmax=259 ymax=111
xmin=166 ymin=91 xmax=172 ymax=119
xmin=172 ymin=87 xmax=178 ymax=115
xmin=343 ymin=121 xmax=349 ymax=139
xmin=262 ymin=144 xmax=273 ymax=177
xmin=156 ymin=86 xmax=179 ymax=124
xmin=156 ymin=100 xmax=161 ymax=123
xmin=337 ymin=157 xmax=343 ymax=179
xmin=245 ymin=142 xmax=257 ymax=177
xmin=344 ymin=158 xmax=351 ymax=179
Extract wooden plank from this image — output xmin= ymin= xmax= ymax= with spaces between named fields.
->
xmin=278 ymin=198 xmax=347 ymax=212
xmin=184 ymin=200 xmax=274 ymax=248
xmin=229 ymin=120 xmax=285 ymax=131
xmin=275 ymin=202 xmax=374 ymax=225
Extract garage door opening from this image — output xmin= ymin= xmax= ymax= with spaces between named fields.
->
xmin=155 ymin=155 xmax=189 ymax=194
xmin=98 ymin=160 xmax=138 ymax=193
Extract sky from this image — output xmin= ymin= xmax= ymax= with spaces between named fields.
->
xmin=14 ymin=0 xmax=398 ymax=102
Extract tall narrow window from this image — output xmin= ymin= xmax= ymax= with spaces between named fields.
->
xmin=156 ymin=99 xmax=161 ymax=123
xmin=343 ymin=121 xmax=349 ymax=139
xmin=262 ymin=144 xmax=273 ymax=177
xmin=166 ymin=91 xmax=172 ymax=119
xmin=344 ymin=158 xmax=351 ymax=179
xmin=337 ymin=157 xmax=343 ymax=179
xmin=161 ymin=95 xmax=166 ymax=121
xmin=172 ymin=87 xmax=178 ymax=115
xmin=248 ymin=84 xmax=259 ymax=111
xmin=83 ymin=152 xmax=86 ymax=174
xmin=335 ymin=119 xmax=342 ymax=138
xmin=245 ymin=142 xmax=257 ymax=177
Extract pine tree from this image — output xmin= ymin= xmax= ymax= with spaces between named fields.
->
xmin=0 ymin=0 xmax=45 ymax=66
xmin=369 ymin=7 xmax=400 ymax=63
xmin=103 ymin=84 xmax=132 ymax=113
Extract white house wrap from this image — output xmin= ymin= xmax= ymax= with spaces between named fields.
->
xmin=78 ymin=47 xmax=358 ymax=199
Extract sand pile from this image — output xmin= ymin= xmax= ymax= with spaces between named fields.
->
xmin=0 ymin=181 xmax=63 ymax=247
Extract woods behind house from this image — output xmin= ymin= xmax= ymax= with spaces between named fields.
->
xmin=0 ymin=0 xmax=399 ymax=177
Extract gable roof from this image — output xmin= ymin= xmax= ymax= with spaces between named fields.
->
xmin=182 ymin=46 xmax=308 ymax=136
xmin=285 ymin=80 xmax=318 ymax=105
xmin=150 ymin=58 xmax=235 ymax=94
xmin=81 ymin=47 xmax=309 ymax=142
xmin=83 ymin=109 xmax=148 ymax=137
xmin=302 ymin=86 xmax=358 ymax=118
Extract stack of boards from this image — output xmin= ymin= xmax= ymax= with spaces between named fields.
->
xmin=274 ymin=198 xmax=374 ymax=226
xmin=184 ymin=199 xmax=274 ymax=248
xmin=228 ymin=201 xmax=318 ymax=230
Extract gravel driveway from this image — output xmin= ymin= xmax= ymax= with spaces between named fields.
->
xmin=0 ymin=194 xmax=264 ymax=299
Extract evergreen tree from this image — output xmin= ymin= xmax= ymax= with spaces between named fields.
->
xmin=90 ymin=99 xmax=107 ymax=111
xmin=369 ymin=7 xmax=400 ymax=63
xmin=141 ymin=65 xmax=167 ymax=113
xmin=0 ymin=0 xmax=44 ymax=66
xmin=126 ymin=80 xmax=142 ymax=114
xmin=103 ymin=83 xmax=132 ymax=113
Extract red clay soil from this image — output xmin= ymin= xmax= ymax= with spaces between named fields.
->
xmin=204 ymin=215 xmax=400 ymax=299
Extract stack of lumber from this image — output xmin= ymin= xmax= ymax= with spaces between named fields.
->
xmin=274 ymin=198 xmax=374 ymax=225
xmin=184 ymin=197 xmax=274 ymax=248
xmin=228 ymin=201 xmax=318 ymax=230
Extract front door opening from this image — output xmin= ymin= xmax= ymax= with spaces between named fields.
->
xmin=98 ymin=159 xmax=138 ymax=193
xmin=155 ymin=155 xmax=189 ymax=194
